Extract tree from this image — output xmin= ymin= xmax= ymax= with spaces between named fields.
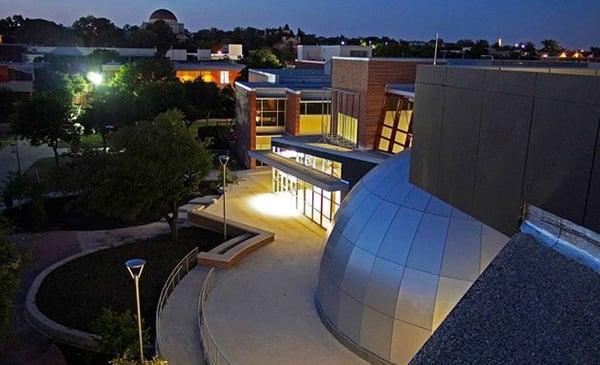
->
xmin=218 ymin=85 xmax=236 ymax=118
xmin=92 ymin=308 xmax=149 ymax=357
xmin=246 ymin=48 xmax=282 ymax=69
xmin=590 ymin=46 xmax=600 ymax=57
xmin=72 ymin=16 xmax=124 ymax=47
xmin=111 ymin=59 xmax=176 ymax=93
xmin=146 ymin=20 xmax=177 ymax=56
xmin=183 ymin=80 xmax=220 ymax=124
xmin=12 ymin=91 xmax=79 ymax=168
xmin=541 ymin=39 xmax=563 ymax=56
xmin=135 ymin=81 xmax=186 ymax=121
xmin=0 ymin=218 xmax=21 ymax=342
xmin=78 ymin=109 xmax=212 ymax=240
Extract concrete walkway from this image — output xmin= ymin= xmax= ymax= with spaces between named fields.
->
xmin=199 ymin=168 xmax=367 ymax=365
xmin=158 ymin=266 xmax=209 ymax=365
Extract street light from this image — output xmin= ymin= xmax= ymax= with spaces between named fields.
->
xmin=218 ymin=155 xmax=230 ymax=241
xmin=86 ymin=71 xmax=103 ymax=86
xmin=125 ymin=258 xmax=146 ymax=363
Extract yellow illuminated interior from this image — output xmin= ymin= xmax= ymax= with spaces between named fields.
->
xmin=299 ymin=115 xmax=331 ymax=135
xmin=336 ymin=113 xmax=358 ymax=145
xmin=176 ymin=70 xmax=213 ymax=83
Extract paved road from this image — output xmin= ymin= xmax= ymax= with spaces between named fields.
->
xmin=0 ymin=140 xmax=66 ymax=183
xmin=158 ymin=266 xmax=209 ymax=365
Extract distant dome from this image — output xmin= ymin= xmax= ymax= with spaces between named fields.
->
xmin=149 ymin=9 xmax=177 ymax=22
xmin=315 ymin=151 xmax=510 ymax=364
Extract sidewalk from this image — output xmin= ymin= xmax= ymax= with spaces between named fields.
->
xmin=157 ymin=266 xmax=209 ymax=365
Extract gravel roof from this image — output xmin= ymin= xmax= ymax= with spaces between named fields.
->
xmin=411 ymin=233 xmax=600 ymax=365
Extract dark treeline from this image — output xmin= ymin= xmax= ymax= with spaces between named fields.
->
xmin=1 ymin=15 xmax=599 ymax=61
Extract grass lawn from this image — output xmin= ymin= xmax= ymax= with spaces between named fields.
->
xmin=36 ymin=226 xmax=223 ymax=340
xmin=57 ymin=133 xmax=104 ymax=149
xmin=24 ymin=156 xmax=67 ymax=183
xmin=0 ymin=135 xmax=16 ymax=150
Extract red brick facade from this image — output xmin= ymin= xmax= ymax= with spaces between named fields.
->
xmin=332 ymin=59 xmax=419 ymax=149
xmin=285 ymin=90 xmax=301 ymax=136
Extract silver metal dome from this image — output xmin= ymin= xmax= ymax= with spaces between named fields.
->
xmin=315 ymin=151 xmax=509 ymax=364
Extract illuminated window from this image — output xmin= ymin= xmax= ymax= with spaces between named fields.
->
xmin=256 ymin=98 xmax=286 ymax=128
xmin=375 ymin=94 xmax=414 ymax=154
xmin=272 ymin=167 xmax=341 ymax=229
xmin=337 ymin=113 xmax=358 ymax=145
xmin=220 ymin=71 xmax=230 ymax=84
xmin=299 ymin=101 xmax=331 ymax=135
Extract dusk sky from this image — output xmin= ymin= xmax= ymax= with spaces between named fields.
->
xmin=2 ymin=0 xmax=599 ymax=48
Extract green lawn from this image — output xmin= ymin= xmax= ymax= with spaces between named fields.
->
xmin=57 ymin=133 xmax=104 ymax=149
xmin=36 ymin=226 xmax=223 ymax=339
xmin=0 ymin=135 xmax=17 ymax=150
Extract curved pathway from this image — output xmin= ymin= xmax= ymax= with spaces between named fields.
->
xmin=157 ymin=266 xmax=208 ymax=365
xmin=199 ymin=169 xmax=366 ymax=365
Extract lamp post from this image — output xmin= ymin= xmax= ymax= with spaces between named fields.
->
xmin=218 ymin=155 xmax=230 ymax=241
xmin=125 ymin=259 xmax=146 ymax=364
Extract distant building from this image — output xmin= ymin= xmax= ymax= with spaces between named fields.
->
xmin=174 ymin=62 xmax=244 ymax=87
xmin=296 ymin=45 xmax=372 ymax=71
xmin=143 ymin=9 xmax=185 ymax=37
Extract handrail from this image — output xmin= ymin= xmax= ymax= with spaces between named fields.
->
xmin=198 ymin=268 xmax=234 ymax=365
xmin=155 ymin=247 xmax=199 ymax=357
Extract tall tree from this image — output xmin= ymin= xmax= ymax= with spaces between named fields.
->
xmin=541 ymin=39 xmax=564 ymax=56
xmin=76 ymin=109 xmax=212 ymax=240
xmin=72 ymin=16 xmax=124 ymax=46
xmin=12 ymin=91 xmax=79 ymax=168
xmin=183 ymin=80 xmax=220 ymax=124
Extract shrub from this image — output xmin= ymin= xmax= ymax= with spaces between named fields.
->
xmin=0 ymin=218 xmax=21 ymax=342
xmin=110 ymin=353 xmax=167 ymax=365
xmin=92 ymin=308 xmax=149 ymax=357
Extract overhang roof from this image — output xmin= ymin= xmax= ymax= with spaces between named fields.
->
xmin=248 ymin=150 xmax=349 ymax=192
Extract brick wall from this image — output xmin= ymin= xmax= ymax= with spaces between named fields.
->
xmin=234 ymin=87 xmax=256 ymax=168
xmin=331 ymin=59 xmax=418 ymax=149
xmin=285 ymin=90 xmax=301 ymax=135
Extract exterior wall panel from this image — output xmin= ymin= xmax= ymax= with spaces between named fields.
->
xmin=473 ymin=92 xmax=533 ymax=234
xmin=437 ymin=87 xmax=482 ymax=214
xmin=411 ymin=66 xmax=600 ymax=235
xmin=523 ymin=99 xmax=600 ymax=225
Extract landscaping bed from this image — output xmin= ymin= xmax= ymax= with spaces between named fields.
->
xmin=35 ymin=226 xmax=223 ymax=340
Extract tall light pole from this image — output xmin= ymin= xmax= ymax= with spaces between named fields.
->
xmin=218 ymin=155 xmax=230 ymax=241
xmin=125 ymin=259 xmax=146 ymax=364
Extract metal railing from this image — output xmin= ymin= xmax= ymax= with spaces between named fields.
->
xmin=198 ymin=268 xmax=233 ymax=365
xmin=155 ymin=247 xmax=199 ymax=357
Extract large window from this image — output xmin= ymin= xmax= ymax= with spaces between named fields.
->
xmin=256 ymin=98 xmax=286 ymax=128
xmin=220 ymin=71 xmax=230 ymax=84
xmin=299 ymin=101 xmax=331 ymax=135
xmin=272 ymin=168 xmax=341 ymax=229
xmin=337 ymin=113 xmax=358 ymax=145
xmin=376 ymin=94 xmax=414 ymax=154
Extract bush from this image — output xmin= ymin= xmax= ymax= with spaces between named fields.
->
xmin=92 ymin=308 xmax=149 ymax=357
xmin=197 ymin=125 xmax=231 ymax=150
xmin=110 ymin=353 xmax=167 ymax=365
xmin=0 ymin=218 xmax=21 ymax=342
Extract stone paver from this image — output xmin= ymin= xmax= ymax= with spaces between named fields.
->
xmin=200 ymin=168 xmax=367 ymax=365
xmin=158 ymin=266 xmax=209 ymax=365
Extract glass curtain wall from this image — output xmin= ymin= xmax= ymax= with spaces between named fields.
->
xmin=376 ymin=94 xmax=414 ymax=153
xmin=272 ymin=168 xmax=341 ymax=229
xmin=330 ymin=89 xmax=360 ymax=147
xmin=273 ymin=147 xmax=342 ymax=178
